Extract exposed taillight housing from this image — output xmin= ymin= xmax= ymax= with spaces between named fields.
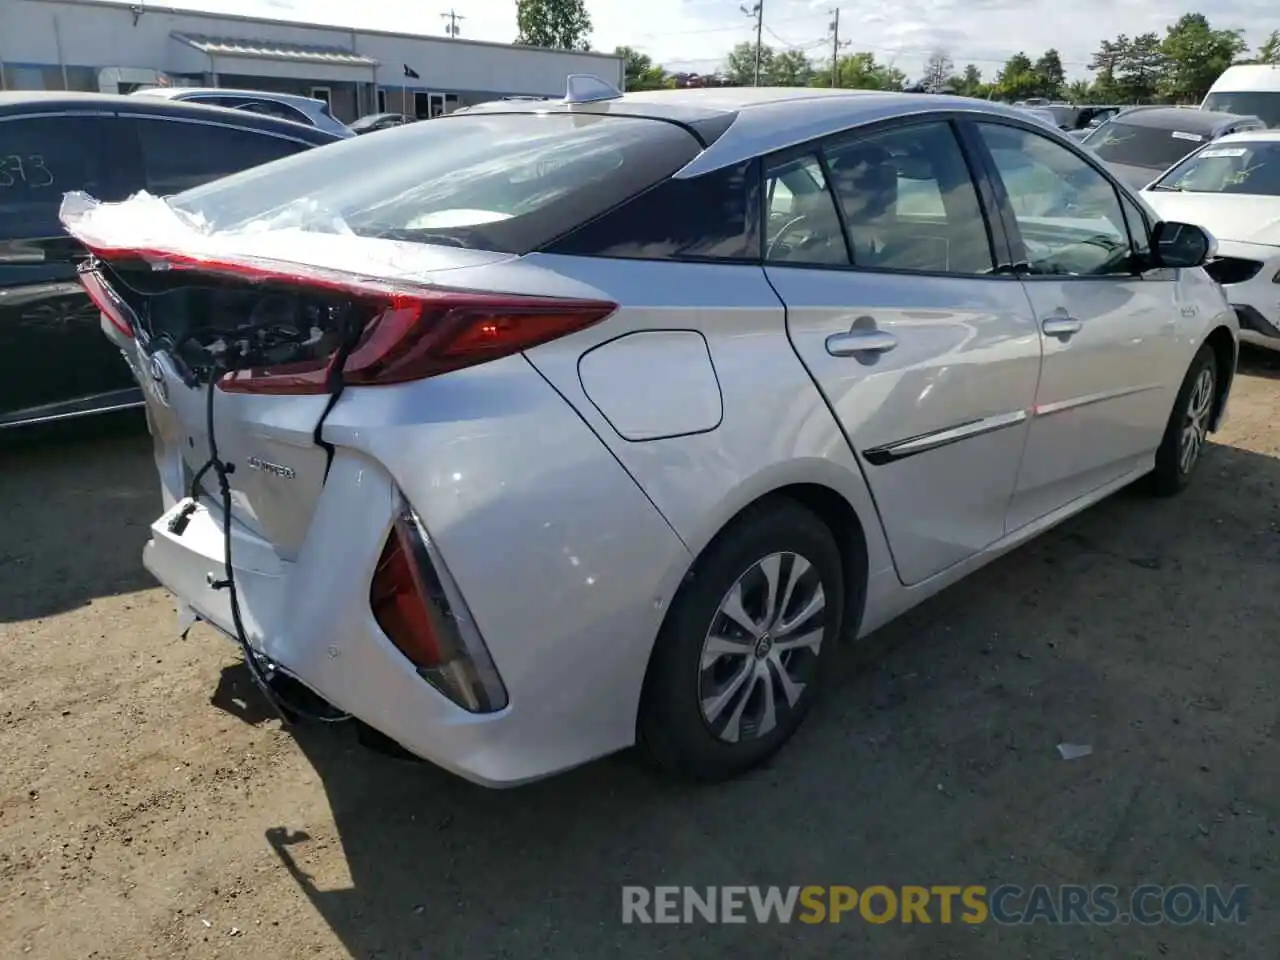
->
xmin=76 ymin=249 xmax=616 ymax=395
xmin=220 ymin=293 xmax=616 ymax=394
xmin=370 ymin=494 xmax=507 ymax=713
xmin=78 ymin=264 xmax=136 ymax=339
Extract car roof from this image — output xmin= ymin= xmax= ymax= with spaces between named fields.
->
xmin=1212 ymin=128 xmax=1280 ymax=144
xmin=456 ymin=87 xmax=1049 ymax=177
xmin=133 ymin=86 xmax=326 ymax=107
xmin=1113 ymin=106 xmax=1257 ymax=133
xmin=0 ymin=90 xmax=340 ymax=142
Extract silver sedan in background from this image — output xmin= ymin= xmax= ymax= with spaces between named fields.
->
xmin=65 ymin=84 xmax=1237 ymax=787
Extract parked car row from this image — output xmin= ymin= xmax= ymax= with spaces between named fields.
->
xmin=0 ymin=92 xmax=341 ymax=428
xmin=52 ymin=82 xmax=1239 ymax=788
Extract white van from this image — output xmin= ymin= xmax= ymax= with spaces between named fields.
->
xmin=1202 ymin=64 xmax=1280 ymax=127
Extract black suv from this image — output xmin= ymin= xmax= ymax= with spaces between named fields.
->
xmin=0 ymin=92 xmax=341 ymax=430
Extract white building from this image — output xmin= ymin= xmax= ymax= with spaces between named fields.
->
xmin=1 ymin=0 xmax=624 ymax=122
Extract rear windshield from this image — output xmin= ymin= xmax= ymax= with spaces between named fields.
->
xmin=1083 ymin=120 xmax=1207 ymax=170
xmin=1153 ymin=139 xmax=1280 ymax=195
xmin=167 ymin=113 xmax=701 ymax=254
xmin=1202 ymin=92 xmax=1280 ymax=128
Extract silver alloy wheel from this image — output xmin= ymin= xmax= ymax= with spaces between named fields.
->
xmin=1179 ymin=365 xmax=1215 ymax=475
xmin=698 ymin=552 xmax=826 ymax=743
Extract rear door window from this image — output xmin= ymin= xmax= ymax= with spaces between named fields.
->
xmin=225 ymin=99 xmax=315 ymax=126
xmin=167 ymin=113 xmax=703 ymax=255
xmin=0 ymin=114 xmax=113 ymax=237
xmin=135 ymin=118 xmax=313 ymax=195
xmin=822 ymin=120 xmax=995 ymax=275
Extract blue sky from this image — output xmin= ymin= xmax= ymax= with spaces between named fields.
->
xmin=129 ymin=0 xmax=1279 ymax=81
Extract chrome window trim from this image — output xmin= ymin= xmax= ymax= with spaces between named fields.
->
xmin=863 ymin=409 xmax=1029 ymax=465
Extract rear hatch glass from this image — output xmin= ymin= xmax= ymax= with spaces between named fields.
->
xmin=1084 ymin=120 xmax=1207 ymax=171
xmin=166 ymin=112 xmax=702 ymax=254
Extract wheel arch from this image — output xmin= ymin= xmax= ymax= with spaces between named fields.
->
xmin=667 ymin=472 xmax=878 ymax=648
xmin=1201 ymin=324 xmax=1237 ymax=431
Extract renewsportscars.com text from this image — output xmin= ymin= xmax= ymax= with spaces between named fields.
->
xmin=621 ymin=884 xmax=1250 ymax=926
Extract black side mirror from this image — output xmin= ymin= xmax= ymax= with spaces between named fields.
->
xmin=1151 ymin=220 xmax=1216 ymax=269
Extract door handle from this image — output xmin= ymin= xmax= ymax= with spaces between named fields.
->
xmin=1042 ymin=316 xmax=1083 ymax=337
xmin=826 ymin=328 xmax=898 ymax=357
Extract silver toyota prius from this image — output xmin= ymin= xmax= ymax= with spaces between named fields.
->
xmin=64 ymin=83 xmax=1238 ymax=787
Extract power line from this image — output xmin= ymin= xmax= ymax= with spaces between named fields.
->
xmin=633 ymin=12 xmax=830 ymax=40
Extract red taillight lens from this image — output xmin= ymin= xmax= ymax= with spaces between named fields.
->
xmin=78 ymin=267 xmax=135 ymax=339
xmin=341 ymin=296 xmax=616 ymax=386
xmin=369 ymin=500 xmax=508 ymax=713
xmin=371 ymin=512 xmax=446 ymax=669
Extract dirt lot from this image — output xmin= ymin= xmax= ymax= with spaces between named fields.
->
xmin=3 ymin=352 xmax=1280 ymax=960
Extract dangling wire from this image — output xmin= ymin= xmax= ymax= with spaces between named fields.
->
xmin=189 ymin=356 xmax=349 ymax=725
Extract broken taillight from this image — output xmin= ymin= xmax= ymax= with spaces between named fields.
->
xmin=78 ymin=265 xmax=136 ymax=339
xmin=76 ymin=248 xmax=615 ymax=394
xmin=369 ymin=496 xmax=507 ymax=713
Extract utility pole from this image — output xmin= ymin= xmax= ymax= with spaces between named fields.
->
xmin=440 ymin=8 xmax=465 ymax=38
xmin=828 ymin=9 xmax=849 ymax=88
xmin=740 ymin=2 xmax=764 ymax=86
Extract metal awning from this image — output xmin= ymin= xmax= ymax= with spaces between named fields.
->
xmin=170 ymin=32 xmax=380 ymax=68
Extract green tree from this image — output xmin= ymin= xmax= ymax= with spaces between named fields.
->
xmin=1257 ymin=30 xmax=1280 ymax=65
xmin=811 ymin=52 xmax=905 ymax=90
xmin=1033 ymin=49 xmax=1066 ymax=99
xmin=769 ymin=49 xmax=815 ymax=86
xmin=615 ymin=46 xmax=670 ymax=91
xmin=954 ymin=63 xmax=987 ymax=98
xmin=995 ymin=52 xmax=1039 ymax=100
xmin=1116 ymin=32 xmax=1165 ymax=102
xmin=725 ymin=41 xmax=774 ymax=86
xmin=1065 ymin=78 xmax=1094 ymax=103
xmin=1160 ymin=14 xmax=1246 ymax=102
xmin=1089 ymin=37 xmax=1125 ymax=100
xmin=515 ymin=0 xmax=592 ymax=51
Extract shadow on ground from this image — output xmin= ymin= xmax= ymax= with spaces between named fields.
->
xmin=0 ymin=410 xmax=157 ymax=622
xmin=205 ymin=441 xmax=1280 ymax=959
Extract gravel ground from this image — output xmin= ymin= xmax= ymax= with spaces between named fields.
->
xmin=2 ymin=350 xmax=1279 ymax=959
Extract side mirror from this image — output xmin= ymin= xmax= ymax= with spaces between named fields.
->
xmin=1151 ymin=220 xmax=1216 ymax=269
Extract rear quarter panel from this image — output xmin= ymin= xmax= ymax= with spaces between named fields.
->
xmin=519 ymin=254 xmax=895 ymax=583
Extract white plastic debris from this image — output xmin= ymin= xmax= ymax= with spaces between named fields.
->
xmin=1057 ymin=742 xmax=1094 ymax=760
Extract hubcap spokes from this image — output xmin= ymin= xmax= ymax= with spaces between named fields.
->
xmin=1179 ymin=367 xmax=1214 ymax=475
xmin=699 ymin=552 xmax=826 ymax=744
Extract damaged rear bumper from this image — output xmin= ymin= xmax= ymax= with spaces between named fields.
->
xmin=142 ymin=456 xmax=540 ymax=787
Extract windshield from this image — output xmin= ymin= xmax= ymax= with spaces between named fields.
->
xmin=1153 ymin=140 xmax=1280 ymax=194
xmin=1045 ymin=106 xmax=1076 ymax=128
xmin=1202 ymin=91 xmax=1280 ymax=128
xmin=167 ymin=113 xmax=700 ymax=253
xmin=1083 ymin=120 xmax=1207 ymax=170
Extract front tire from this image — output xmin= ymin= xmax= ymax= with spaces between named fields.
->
xmin=1149 ymin=344 xmax=1217 ymax=497
xmin=638 ymin=499 xmax=845 ymax=783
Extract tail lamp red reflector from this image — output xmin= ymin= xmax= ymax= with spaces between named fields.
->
xmin=78 ymin=267 xmax=135 ymax=339
xmin=369 ymin=502 xmax=507 ymax=713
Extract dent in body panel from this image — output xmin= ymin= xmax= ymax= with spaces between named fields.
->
xmin=521 ymin=255 xmax=896 ymax=580
xmin=320 ymin=353 xmax=694 ymax=772
xmin=578 ymin=330 xmax=722 ymax=441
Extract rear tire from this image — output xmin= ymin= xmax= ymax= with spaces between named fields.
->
xmin=638 ymin=499 xmax=844 ymax=783
xmin=1149 ymin=344 xmax=1217 ymax=497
